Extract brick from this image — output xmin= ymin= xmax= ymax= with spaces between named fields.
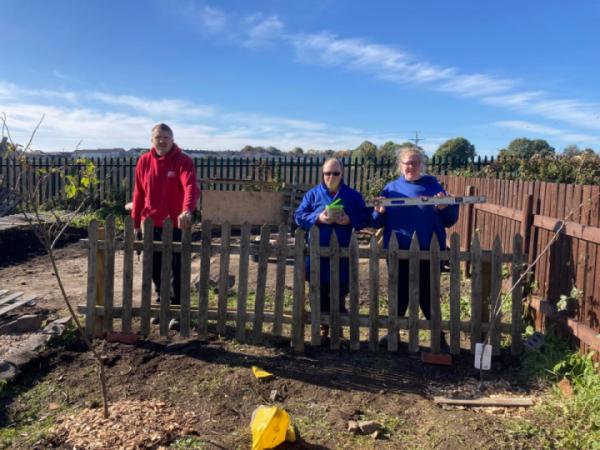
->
xmin=421 ymin=351 xmax=452 ymax=366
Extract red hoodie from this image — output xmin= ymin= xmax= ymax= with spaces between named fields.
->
xmin=131 ymin=145 xmax=200 ymax=229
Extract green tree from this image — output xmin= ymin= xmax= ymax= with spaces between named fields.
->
xmin=290 ymin=147 xmax=304 ymax=156
xmin=378 ymin=141 xmax=401 ymax=160
xmin=433 ymin=137 xmax=476 ymax=161
xmin=499 ymin=138 xmax=555 ymax=159
xmin=352 ymin=140 xmax=378 ymax=161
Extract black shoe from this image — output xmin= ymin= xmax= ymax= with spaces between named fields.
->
xmin=150 ymin=317 xmax=159 ymax=325
xmin=439 ymin=332 xmax=450 ymax=353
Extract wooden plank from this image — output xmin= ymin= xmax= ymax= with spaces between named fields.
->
xmin=85 ymin=220 xmax=98 ymax=338
xmin=291 ymin=228 xmax=305 ymax=353
xmin=197 ymin=220 xmax=212 ymax=339
xmin=433 ymin=397 xmax=534 ymax=407
xmin=408 ymin=233 xmax=420 ymax=354
xmin=511 ymin=234 xmax=524 ymax=355
xmin=179 ymin=225 xmax=192 ymax=338
xmin=490 ymin=235 xmax=502 ymax=355
xmin=103 ymin=216 xmax=116 ymax=334
xmin=387 ymin=233 xmax=400 ymax=352
xmin=0 ymin=296 xmax=36 ymax=317
xmin=470 ymin=233 xmax=482 ymax=353
xmin=368 ymin=235 xmax=380 ymax=352
xmin=121 ymin=216 xmax=134 ymax=333
xmin=217 ymin=221 xmax=232 ymax=335
xmin=159 ymin=219 xmax=173 ymax=337
xmin=309 ymin=226 xmax=321 ymax=346
xmin=235 ymin=222 xmax=250 ymax=342
xmin=449 ymin=233 xmax=461 ymax=355
xmin=140 ymin=218 xmax=154 ymax=337
xmin=94 ymin=227 xmax=105 ymax=338
xmin=533 ymin=214 xmax=600 ymax=245
xmin=349 ymin=232 xmax=360 ymax=351
xmin=0 ymin=290 xmax=9 ymax=300
xmin=588 ymin=186 xmax=600 ymax=342
xmin=252 ymin=224 xmax=270 ymax=343
xmin=429 ymin=234 xmax=441 ymax=353
xmin=329 ymin=231 xmax=341 ymax=350
xmin=272 ymin=223 xmax=287 ymax=336
xmin=520 ymin=194 xmax=534 ymax=259
xmin=0 ymin=291 xmax=24 ymax=306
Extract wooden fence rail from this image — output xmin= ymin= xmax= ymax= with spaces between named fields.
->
xmin=83 ymin=216 xmax=525 ymax=355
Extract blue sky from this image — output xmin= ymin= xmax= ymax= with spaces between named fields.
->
xmin=1 ymin=0 xmax=599 ymax=156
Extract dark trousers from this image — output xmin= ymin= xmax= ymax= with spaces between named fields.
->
xmin=152 ymin=227 xmax=182 ymax=305
xmin=397 ymin=260 xmax=431 ymax=319
xmin=320 ymin=282 xmax=349 ymax=314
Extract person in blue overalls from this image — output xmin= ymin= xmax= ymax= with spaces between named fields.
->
xmin=295 ymin=158 xmax=369 ymax=341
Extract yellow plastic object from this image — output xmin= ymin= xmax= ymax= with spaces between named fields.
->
xmin=251 ymin=366 xmax=274 ymax=380
xmin=251 ymin=405 xmax=296 ymax=450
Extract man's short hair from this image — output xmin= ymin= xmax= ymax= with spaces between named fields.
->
xmin=152 ymin=123 xmax=173 ymax=137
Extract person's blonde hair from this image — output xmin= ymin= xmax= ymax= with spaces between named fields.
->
xmin=396 ymin=144 xmax=427 ymax=176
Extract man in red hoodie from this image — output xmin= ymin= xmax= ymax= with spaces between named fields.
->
xmin=132 ymin=123 xmax=200 ymax=329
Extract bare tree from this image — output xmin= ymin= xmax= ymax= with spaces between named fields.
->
xmin=1 ymin=114 xmax=110 ymax=418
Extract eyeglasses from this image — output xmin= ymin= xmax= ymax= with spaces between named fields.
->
xmin=323 ymin=171 xmax=341 ymax=176
xmin=401 ymin=161 xmax=421 ymax=166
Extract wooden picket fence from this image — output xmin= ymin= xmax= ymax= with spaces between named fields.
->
xmin=84 ymin=216 xmax=526 ymax=355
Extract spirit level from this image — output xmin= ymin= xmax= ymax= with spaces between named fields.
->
xmin=367 ymin=195 xmax=486 ymax=208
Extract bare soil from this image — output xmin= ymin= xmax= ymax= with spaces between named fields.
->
xmin=0 ymin=228 xmax=541 ymax=449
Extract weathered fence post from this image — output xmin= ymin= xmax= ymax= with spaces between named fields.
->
xmin=429 ymin=234 xmax=441 ymax=353
xmin=511 ymin=234 xmax=524 ymax=355
xmin=197 ymin=220 xmax=212 ymax=339
xmin=121 ymin=216 xmax=134 ymax=333
xmin=387 ymin=233 xmax=399 ymax=352
xmin=180 ymin=225 xmax=192 ymax=337
xmin=408 ymin=233 xmax=420 ymax=354
xmin=449 ymin=232 xmax=461 ymax=355
xmin=291 ymin=228 xmax=305 ymax=353
xmin=252 ymin=224 xmax=270 ymax=343
xmin=463 ymin=185 xmax=475 ymax=276
xmin=329 ymin=231 xmax=341 ymax=350
xmin=273 ymin=223 xmax=288 ymax=336
xmin=85 ymin=220 xmax=98 ymax=339
xmin=236 ymin=222 xmax=250 ymax=342
xmin=102 ymin=215 xmax=116 ymax=334
xmin=217 ymin=222 xmax=232 ymax=335
xmin=470 ymin=233 xmax=482 ymax=353
xmin=309 ymin=226 xmax=321 ymax=346
xmin=368 ymin=234 xmax=380 ymax=352
xmin=349 ymin=233 xmax=360 ymax=351
xmin=490 ymin=236 xmax=503 ymax=355
xmin=159 ymin=218 xmax=173 ymax=337
xmin=140 ymin=217 xmax=154 ymax=336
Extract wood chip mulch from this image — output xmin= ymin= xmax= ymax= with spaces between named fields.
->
xmin=50 ymin=399 xmax=199 ymax=449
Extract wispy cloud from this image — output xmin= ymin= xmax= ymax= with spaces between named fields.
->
xmin=52 ymin=70 xmax=82 ymax=84
xmin=88 ymin=92 xmax=215 ymax=118
xmin=243 ymin=14 xmax=285 ymax=48
xmin=1 ymin=81 xmax=403 ymax=152
xmin=493 ymin=120 xmax=600 ymax=144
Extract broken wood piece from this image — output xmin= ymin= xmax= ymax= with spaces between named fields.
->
xmin=433 ymin=396 xmax=534 ymax=407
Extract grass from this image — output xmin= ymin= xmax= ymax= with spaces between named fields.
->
xmin=505 ymin=329 xmax=600 ymax=449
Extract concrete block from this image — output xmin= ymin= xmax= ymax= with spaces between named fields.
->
xmin=0 ymin=314 xmax=44 ymax=334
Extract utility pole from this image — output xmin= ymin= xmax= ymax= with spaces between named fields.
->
xmin=409 ymin=131 xmax=423 ymax=147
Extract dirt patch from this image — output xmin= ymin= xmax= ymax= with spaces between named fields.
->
xmin=0 ymin=332 xmax=540 ymax=450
